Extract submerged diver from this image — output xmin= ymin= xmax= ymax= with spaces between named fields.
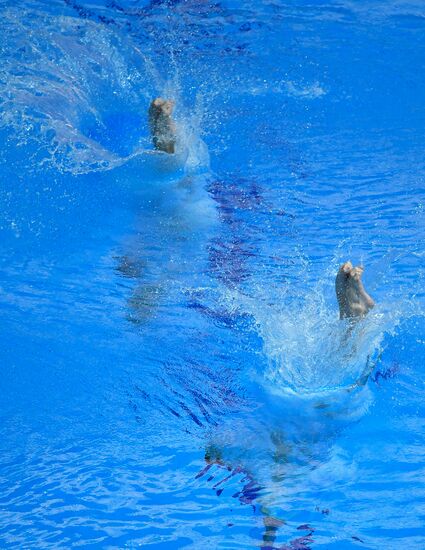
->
xmin=148 ymin=97 xmax=177 ymax=154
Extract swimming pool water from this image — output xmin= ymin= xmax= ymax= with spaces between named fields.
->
xmin=0 ymin=0 xmax=424 ymax=548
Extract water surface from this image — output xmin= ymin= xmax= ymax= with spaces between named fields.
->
xmin=0 ymin=0 xmax=424 ymax=548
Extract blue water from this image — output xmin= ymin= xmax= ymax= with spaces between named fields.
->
xmin=1 ymin=0 xmax=424 ymax=548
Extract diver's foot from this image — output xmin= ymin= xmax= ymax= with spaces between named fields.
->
xmin=335 ymin=261 xmax=375 ymax=319
xmin=148 ymin=98 xmax=177 ymax=154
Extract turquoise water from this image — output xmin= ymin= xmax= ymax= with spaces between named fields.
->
xmin=0 ymin=0 xmax=424 ymax=548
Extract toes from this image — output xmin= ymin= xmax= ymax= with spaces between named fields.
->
xmin=340 ymin=261 xmax=353 ymax=274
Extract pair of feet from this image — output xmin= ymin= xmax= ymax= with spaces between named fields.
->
xmin=148 ymin=99 xmax=375 ymax=319
xmin=336 ymin=261 xmax=375 ymax=319
xmin=148 ymin=97 xmax=177 ymax=154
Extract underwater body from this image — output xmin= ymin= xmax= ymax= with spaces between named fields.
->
xmin=0 ymin=0 xmax=425 ymax=547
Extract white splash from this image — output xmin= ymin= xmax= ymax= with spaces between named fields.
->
xmin=222 ymin=263 xmax=404 ymax=396
xmin=284 ymin=81 xmax=326 ymax=99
